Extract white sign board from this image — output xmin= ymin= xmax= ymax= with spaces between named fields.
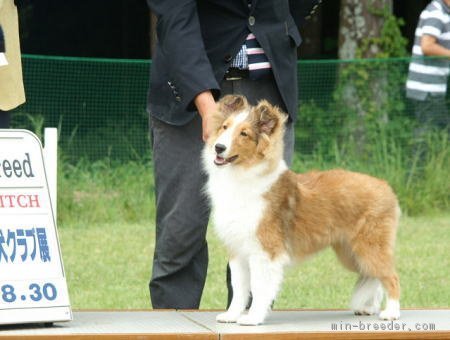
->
xmin=0 ymin=130 xmax=72 ymax=325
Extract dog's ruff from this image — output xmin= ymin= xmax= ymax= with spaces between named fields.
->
xmin=203 ymin=95 xmax=401 ymax=325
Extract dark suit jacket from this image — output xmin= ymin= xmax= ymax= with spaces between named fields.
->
xmin=147 ymin=0 xmax=320 ymax=125
xmin=0 ymin=25 xmax=4 ymax=53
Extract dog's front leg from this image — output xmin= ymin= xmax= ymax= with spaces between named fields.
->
xmin=216 ymin=256 xmax=250 ymax=323
xmin=237 ymin=252 xmax=286 ymax=326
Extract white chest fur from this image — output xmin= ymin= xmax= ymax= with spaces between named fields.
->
xmin=204 ymin=161 xmax=287 ymax=257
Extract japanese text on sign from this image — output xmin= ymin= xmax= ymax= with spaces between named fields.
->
xmin=0 ymin=228 xmax=51 ymax=263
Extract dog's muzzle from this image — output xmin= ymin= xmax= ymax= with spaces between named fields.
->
xmin=214 ymin=154 xmax=239 ymax=166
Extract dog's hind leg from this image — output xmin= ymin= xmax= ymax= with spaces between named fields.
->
xmin=378 ymin=273 xmax=401 ymax=320
xmin=237 ymin=252 xmax=288 ymax=326
xmin=350 ymin=276 xmax=384 ymax=315
xmin=353 ymin=256 xmax=400 ymax=320
xmin=333 ymin=243 xmax=383 ymax=315
xmin=216 ymin=256 xmax=250 ymax=323
xmin=333 ymin=242 xmax=359 ymax=273
xmin=350 ymin=219 xmax=401 ymax=320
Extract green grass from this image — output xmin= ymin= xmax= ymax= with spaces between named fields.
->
xmin=57 ymin=129 xmax=449 ymax=229
xmin=292 ymin=129 xmax=450 ymax=216
xmin=59 ymin=214 xmax=450 ymax=310
xmin=56 ymin=130 xmax=449 ymax=309
xmin=60 ymin=222 xmax=153 ymax=309
xmin=58 ymin=160 xmax=155 ymax=226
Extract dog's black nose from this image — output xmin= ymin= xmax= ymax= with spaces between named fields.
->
xmin=215 ymin=144 xmax=226 ymax=154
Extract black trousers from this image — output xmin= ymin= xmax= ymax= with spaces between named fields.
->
xmin=0 ymin=110 xmax=11 ymax=128
xmin=149 ymin=74 xmax=295 ymax=309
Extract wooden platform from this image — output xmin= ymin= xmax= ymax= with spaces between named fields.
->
xmin=1 ymin=309 xmax=450 ymax=339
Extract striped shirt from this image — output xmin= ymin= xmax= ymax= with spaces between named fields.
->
xmin=406 ymin=0 xmax=450 ymax=100
xmin=230 ymin=32 xmax=272 ymax=79
xmin=246 ymin=33 xmax=272 ymax=78
xmin=230 ymin=0 xmax=272 ymax=79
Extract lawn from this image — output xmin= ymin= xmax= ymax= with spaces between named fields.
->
xmin=56 ymin=130 xmax=449 ymax=310
xmin=59 ymin=214 xmax=450 ymax=310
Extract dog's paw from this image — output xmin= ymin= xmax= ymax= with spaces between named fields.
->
xmin=379 ymin=299 xmax=400 ymax=321
xmin=216 ymin=311 xmax=241 ymax=323
xmin=354 ymin=305 xmax=380 ymax=316
xmin=379 ymin=309 xmax=400 ymax=321
xmin=237 ymin=314 xmax=264 ymax=326
xmin=354 ymin=310 xmax=372 ymax=316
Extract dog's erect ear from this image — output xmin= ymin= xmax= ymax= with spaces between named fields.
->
xmin=208 ymin=95 xmax=248 ymax=137
xmin=218 ymin=95 xmax=248 ymax=116
xmin=254 ymin=100 xmax=284 ymax=136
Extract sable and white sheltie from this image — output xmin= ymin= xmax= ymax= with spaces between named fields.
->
xmin=202 ymin=95 xmax=401 ymax=326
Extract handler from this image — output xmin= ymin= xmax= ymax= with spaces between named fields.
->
xmin=146 ymin=0 xmax=322 ymax=309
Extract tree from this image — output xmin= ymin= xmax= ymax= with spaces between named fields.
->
xmin=336 ymin=0 xmax=408 ymax=156
xmin=338 ymin=0 xmax=393 ymax=59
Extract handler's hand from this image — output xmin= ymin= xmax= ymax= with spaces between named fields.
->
xmin=195 ymin=91 xmax=217 ymax=142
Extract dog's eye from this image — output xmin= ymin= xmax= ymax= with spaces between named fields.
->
xmin=222 ymin=125 xmax=228 ymax=130
xmin=240 ymin=131 xmax=248 ymax=137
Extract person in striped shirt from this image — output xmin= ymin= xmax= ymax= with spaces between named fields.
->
xmin=406 ymin=0 xmax=450 ymax=131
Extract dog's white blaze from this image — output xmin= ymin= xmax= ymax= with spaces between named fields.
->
xmin=214 ymin=110 xmax=249 ymax=158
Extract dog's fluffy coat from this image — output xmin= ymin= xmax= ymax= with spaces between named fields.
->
xmin=202 ymin=95 xmax=401 ymax=325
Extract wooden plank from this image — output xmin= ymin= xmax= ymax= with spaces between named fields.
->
xmin=0 ymin=310 xmax=449 ymax=339
xmin=182 ymin=309 xmax=450 ymax=339
xmin=0 ymin=311 xmax=216 ymax=339
xmin=0 ymin=335 xmax=215 ymax=340
xmin=220 ymin=332 xmax=450 ymax=339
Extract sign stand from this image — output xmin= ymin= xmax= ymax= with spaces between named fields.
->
xmin=0 ymin=129 xmax=72 ymax=325
xmin=44 ymin=128 xmax=58 ymax=220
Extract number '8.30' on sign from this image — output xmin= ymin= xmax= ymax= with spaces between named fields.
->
xmin=1 ymin=283 xmax=57 ymax=303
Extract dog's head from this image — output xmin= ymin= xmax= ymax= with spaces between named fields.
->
xmin=204 ymin=95 xmax=286 ymax=169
